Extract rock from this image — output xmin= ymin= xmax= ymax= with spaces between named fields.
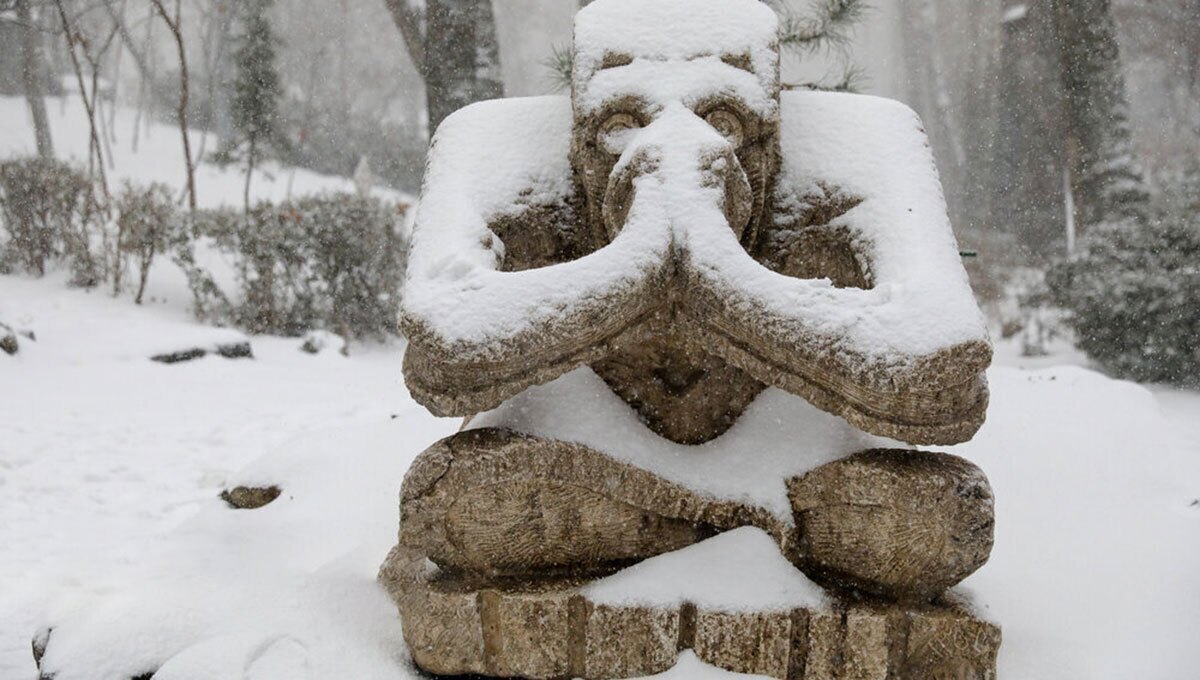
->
xmin=220 ymin=485 xmax=281 ymax=509
xmin=788 ymin=449 xmax=994 ymax=602
xmin=299 ymin=330 xmax=347 ymax=356
xmin=150 ymin=348 xmax=208 ymax=364
xmin=31 ymin=627 xmax=50 ymax=668
xmin=1 ymin=333 xmax=17 ymax=355
xmin=214 ymin=341 xmax=253 ymax=359
xmin=151 ymin=341 xmax=253 ymax=364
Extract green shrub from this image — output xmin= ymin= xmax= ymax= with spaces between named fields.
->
xmin=1048 ymin=202 xmax=1200 ymax=385
xmin=177 ymin=194 xmax=406 ymax=340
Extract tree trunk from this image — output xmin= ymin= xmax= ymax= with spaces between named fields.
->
xmin=244 ymin=138 xmax=256 ymax=214
xmin=16 ymin=0 xmax=53 ymax=159
xmin=1051 ymin=0 xmax=1148 ymax=231
xmin=152 ymin=0 xmax=198 ymax=213
xmin=995 ymin=0 xmax=1071 ymax=257
xmin=384 ymin=0 xmax=504 ymax=137
xmin=136 ymin=249 xmax=152 ymax=304
xmin=54 ymin=0 xmax=110 ymax=203
xmin=103 ymin=1 xmax=177 ymax=113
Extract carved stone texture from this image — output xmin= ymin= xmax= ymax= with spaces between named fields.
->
xmin=788 ymin=450 xmax=995 ymax=602
xmin=398 ymin=429 xmax=783 ymax=579
xmin=589 ymin=310 xmax=768 ymax=444
xmin=379 ymin=539 xmax=1001 ymax=680
xmin=386 ymin=431 xmax=998 ymax=676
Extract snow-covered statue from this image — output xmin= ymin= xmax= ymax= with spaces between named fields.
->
xmin=382 ymin=0 xmax=1000 ymax=677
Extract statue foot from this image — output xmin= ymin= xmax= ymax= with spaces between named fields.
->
xmin=788 ymin=449 xmax=995 ymax=602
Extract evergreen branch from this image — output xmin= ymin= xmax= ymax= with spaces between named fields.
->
xmin=784 ymin=63 xmax=867 ymax=93
xmin=776 ymin=0 xmax=869 ymax=53
xmin=542 ymin=42 xmax=573 ymax=93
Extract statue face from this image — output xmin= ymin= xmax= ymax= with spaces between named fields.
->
xmin=569 ymin=1 xmax=782 ymax=252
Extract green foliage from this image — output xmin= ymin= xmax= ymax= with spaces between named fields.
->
xmin=0 ymin=157 xmax=102 ymax=285
xmin=230 ymin=0 xmax=282 ymax=161
xmin=1047 ymin=185 xmax=1200 ymax=385
xmin=776 ymin=0 xmax=868 ymax=52
xmin=177 ymin=194 xmax=407 ymax=339
xmin=542 ymin=42 xmax=574 ymax=93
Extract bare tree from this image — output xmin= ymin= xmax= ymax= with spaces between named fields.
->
xmin=53 ymin=0 xmax=112 ymax=203
xmin=101 ymin=0 xmax=176 ymax=113
xmin=15 ymin=0 xmax=54 ymax=159
xmin=150 ymin=0 xmax=198 ymax=213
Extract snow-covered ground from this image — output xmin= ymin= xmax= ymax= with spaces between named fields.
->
xmin=0 ymin=95 xmax=399 ymax=207
xmin=4 ymin=269 xmax=1199 ymax=680
xmin=3 ymin=96 xmax=1199 ymax=679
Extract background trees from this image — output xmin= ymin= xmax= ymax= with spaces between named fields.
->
xmin=228 ymin=0 xmax=281 ymax=211
xmin=383 ymin=0 xmax=504 ymax=135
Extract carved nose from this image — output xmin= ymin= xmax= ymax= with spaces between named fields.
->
xmin=699 ymin=145 xmax=753 ymax=240
xmin=601 ymin=120 xmax=753 ymax=242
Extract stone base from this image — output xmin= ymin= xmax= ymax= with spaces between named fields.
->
xmin=379 ymin=544 xmax=1000 ymax=680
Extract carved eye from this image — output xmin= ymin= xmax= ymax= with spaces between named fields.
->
xmin=598 ymin=113 xmax=640 ymax=155
xmin=704 ymin=109 xmax=744 ymax=147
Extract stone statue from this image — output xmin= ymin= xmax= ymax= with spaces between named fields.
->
xmin=381 ymin=0 xmax=1000 ymax=677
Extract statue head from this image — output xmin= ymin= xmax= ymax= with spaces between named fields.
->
xmin=569 ymin=0 xmax=781 ymax=251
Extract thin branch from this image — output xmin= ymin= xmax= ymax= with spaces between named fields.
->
xmin=784 ymin=63 xmax=867 ymax=93
xmin=54 ymin=0 xmax=110 ymax=204
xmin=776 ymin=0 xmax=869 ymax=53
xmin=150 ymin=0 xmax=198 ymax=212
xmin=542 ymin=42 xmax=573 ymax=93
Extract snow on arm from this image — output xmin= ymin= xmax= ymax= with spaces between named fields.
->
xmin=687 ymin=91 xmax=990 ymax=391
xmin=401 ymin=96 xmax=670 ymax=360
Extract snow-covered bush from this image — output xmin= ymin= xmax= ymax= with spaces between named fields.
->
xmin=179 ymin=194 xmax=406 ymax=339
xmin=113 ymin=182 xmax=181 ymax=304
xmin=1048 ymin=198 xmax=1200 ymax=385
xmin=0 ymin=157 xmax=103 ymax=284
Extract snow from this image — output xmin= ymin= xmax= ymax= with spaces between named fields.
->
xmin=402 ymin=95 xmax=672 ymax=358
xmin=767 ymin=91 xmax=990 ymax=362
xmin=0 ymin=96 xmax=402 ymax=209
xmin=4 ymin=266 xmax=1200 ymax=678
xmin=579 ymin=56 xmax=777 ymax=120
xmin=3 ymin=83 xmax=1200 ymax=680
xmin=630 ymin=651 xmax=770 ymax=679
xmin=572 ymin=0 xmax=779 ymax=116
xmin=584 ymin=527 xmax=830 ymax=611
xmin=469 ymin=366 xmax=888 ymax=522
xmin=1002 ymin=4 xmax=1029 ymax=23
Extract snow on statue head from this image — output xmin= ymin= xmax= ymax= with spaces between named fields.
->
xmin=383 ymin=0 xmax=1002 ymax=677
xmin=569 ymin=0 xmax=780 ymax=248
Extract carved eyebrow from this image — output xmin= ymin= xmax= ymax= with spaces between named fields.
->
xmin=599 ymin=52 xmax=634 ymax=70
xmin=720 ymin=53 xmax=754 ymax=73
